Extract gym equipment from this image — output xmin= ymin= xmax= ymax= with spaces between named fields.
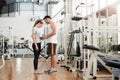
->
xmin=57 ymin=46 xmax=65 ymax=64
xmin=0 ymin=54 xmax=8 ymax=69
xmin=67 ymin=28 xmax=81 ymax=57
xmin=0 ymin=35 xmax=9 ymax=69
xmin=24 ymin=44 xmax=49 ymax=59
xmin=0 ymin=55 xmax=5 ymax=69
xmin=105 ymin=59 xmax=120 ymax=69
xmin=60 ymin=0 xmax=119 ymax=80
xmin=69 ymin=42 xmax=81 ymax=71
xmin=71 ymin=16 xmax=88 ymax=21
xmin=83 ymin=44 xmax=100 ymax=51
xmin=82 ymin=44 xmax=120 ymax=80
xmin=109 ymin=44 xmax=120 ymax=51
xmin=99 ymin=55 xmax=120 ymax=79
xmin=82 ymin=44 xmax=112 ymax=80
xmin=61 ymin=28 xmax=81 ymax=71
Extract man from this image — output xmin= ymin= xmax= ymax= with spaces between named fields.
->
xmin=41 ymin=15 xmax=57 ymax=74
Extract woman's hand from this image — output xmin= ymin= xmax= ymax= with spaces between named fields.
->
xmin=35 ymin=46 xmax=39 ymax=51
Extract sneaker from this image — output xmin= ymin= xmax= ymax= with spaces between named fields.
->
xmin=44 ymin=69 xmax=51 ymax=73
xmin=48 ymin=69 xmax=57 ymax=74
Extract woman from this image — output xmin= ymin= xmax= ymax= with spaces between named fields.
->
xmin=31 ymin=19 xmax=43 ymax=73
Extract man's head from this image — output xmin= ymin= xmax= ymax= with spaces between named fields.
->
xmin=43 ymin=15 xmax=51 ymax=24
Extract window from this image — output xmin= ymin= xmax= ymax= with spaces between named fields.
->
xmin=25 ymin=0 xmax=32 ymax=2
xmin=17 ymin=0 xmax=32 ymax=2
xmin=18 ymin=0 xmax=24 ymax=2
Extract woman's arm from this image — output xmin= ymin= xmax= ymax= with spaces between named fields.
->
xmin=31 ymin=33 xmax=38 ymax=51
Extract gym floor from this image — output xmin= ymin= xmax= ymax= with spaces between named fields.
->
xmin=0 ymin=58 xmax=112 ymax=80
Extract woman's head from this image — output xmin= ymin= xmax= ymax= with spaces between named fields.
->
xmin=33 ymin=19 xmax=43 ymax=28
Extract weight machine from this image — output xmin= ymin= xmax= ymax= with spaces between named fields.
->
xmin=0 ymin=34 xmax=9 ymax=69
xmin=60 ymin=28 xmax=81 ymax=71
xmin=83 ymin=44 xmax=120 ymax=80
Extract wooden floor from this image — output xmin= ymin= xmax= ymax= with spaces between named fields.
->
xmin=0 ymin=58 xmax=112 ymax=80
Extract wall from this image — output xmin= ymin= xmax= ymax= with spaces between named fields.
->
xmin=0 ymin=0 xmax=48 ymax=43
xmin=0 ymin=11 xmax=47 ymax=42
xmin=117 ymin=5 xmax=120 ymax=44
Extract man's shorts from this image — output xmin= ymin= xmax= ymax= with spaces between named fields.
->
xmin=47 ymin=43 xmax=57 ymax=56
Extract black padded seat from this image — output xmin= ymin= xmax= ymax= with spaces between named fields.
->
xmin=110 ymin=45 xmax=120 ymax=51
xmin=83 ymin=45 xmax=120 ymax=68
xmin=99 ymin=56 xmax=120 ymax=69
xmin=83 ymin=44 xmax=100 ymax=51
xmin=69 ymin=54 xmax=81 ymax=57
xmin=71 ymin=16 xmax=88 ymax=21
xmin=105 ymin=60 xmax=120 ymax=69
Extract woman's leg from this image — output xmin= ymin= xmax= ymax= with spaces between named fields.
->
xmin=32 ymin=43 xmax=41 ymax=70
xmin=33 ymin=51 xmax=40 ymax=70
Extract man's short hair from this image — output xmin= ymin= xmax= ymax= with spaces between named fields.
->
xmin=43 ymin=15 xmax=51 ymax=20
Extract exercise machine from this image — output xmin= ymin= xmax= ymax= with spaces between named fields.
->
xmin=0 ymin=34 xmax=9 ymax=69
xmin=57 ymin=45 xmax=65 ymax=64
xmin=61 ymin=28 xmax=81 ymax=71
xmin=82 ymin=44 xmax=120 ymax=80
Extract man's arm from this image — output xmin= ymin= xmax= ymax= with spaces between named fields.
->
xmin=41 ymin=22 xmax=57 ymax=39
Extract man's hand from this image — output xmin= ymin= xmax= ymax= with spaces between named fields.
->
xmin=40 ymin=36 xmax=46 ymax=40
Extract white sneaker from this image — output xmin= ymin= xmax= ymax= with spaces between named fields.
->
xmin=48 ymin=69 xmax=57 ymax=74
xmin=44 ymin=69 xmax=51 ymax=73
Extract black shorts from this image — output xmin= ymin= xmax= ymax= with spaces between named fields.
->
xmin=47 ymin=43 xmax=57 ymax=56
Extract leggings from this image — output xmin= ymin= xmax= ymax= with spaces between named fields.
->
xmin=32 ymin=43 xmax=41 ymax=70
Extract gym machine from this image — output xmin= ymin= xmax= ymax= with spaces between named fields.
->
xmin=0 ymin=34 xmax=9 ymax=69
xmin=82 ymin=44 xmax=120 ymax=80
xmin=57 ymin=45 xmax=65 ymax=64
xmin=60 ymin=28 xmax=81 ymax=71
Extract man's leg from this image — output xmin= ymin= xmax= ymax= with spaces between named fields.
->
xmin=48 ymin=43 xmax=57 ymax=74
xmin=51 ymin=55 xmax=56 ymax=69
